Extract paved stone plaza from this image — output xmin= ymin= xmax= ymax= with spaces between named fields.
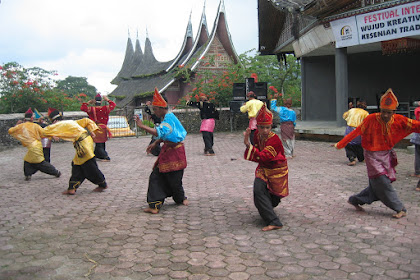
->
xmin=0 ymin=132 xmax=419 ymax=280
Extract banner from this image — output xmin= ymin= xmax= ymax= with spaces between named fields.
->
xmin=330 ymin=16 xmax=360 ymax=48
xmin=331 ymin=1 xmax=420 ymax=48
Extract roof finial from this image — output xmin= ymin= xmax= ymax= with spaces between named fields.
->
xmin=128 ymin=28 xmax=130 ymax=38
xmin=146 ymin=26 xmax=149 ymax=38
xmin=136 ymin=29 xmax=139 ymax=39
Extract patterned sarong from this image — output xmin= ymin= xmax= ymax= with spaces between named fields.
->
xmin=255 ymin=161 xmax=289 ymax=198
xmin=280 ymin=121 xmax=295 ymax=140
xmin=155 ymin=142 xmax=187 ymax=173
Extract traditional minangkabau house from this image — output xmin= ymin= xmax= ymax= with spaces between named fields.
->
xmin=258 ymin=0 xmax=420 ymax=125
xmin=109 ymin=0 xmax=240 ymax=110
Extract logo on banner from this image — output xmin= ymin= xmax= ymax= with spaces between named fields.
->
xmin=340 ymin=25 xmax=353 ymax=41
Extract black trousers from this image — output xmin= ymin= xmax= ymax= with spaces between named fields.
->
xmin=348 ymin=174 xmax=406 ymax=213
xmin=415 ymin=144 xmax=420 ymax=175
xmin=69 ymin=158 xmax=107 ymax=190
xmin=95 ymin=142 xmax=110 ymax=160
xmin=24 ymin=161 xmax=60 ymax=177
xmin=345 ymin=144 xmax=364 ymax=162
xmin=202 ymin=131 xmax=214 ymax=152
xmin=250 ymin=129 xmax=256 ymax=145
xmin=147 ymin=167 xmax=186 ymax=210
xmin=43 ymin=148 xmax=51 ymax=163
xmin=253 ymin=178 xmax=283 ymax=227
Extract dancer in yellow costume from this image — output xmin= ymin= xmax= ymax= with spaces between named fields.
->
xmin=43 ymin=108 xmax=108 ymax=195
xmin=8 ymin=108 xmax=61 ymax=181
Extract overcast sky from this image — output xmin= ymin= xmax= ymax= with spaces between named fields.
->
xmin=0 ymin=0 xmax=258 ymax=95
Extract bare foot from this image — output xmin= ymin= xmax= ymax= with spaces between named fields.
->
xmin=182 ymin=199 xmax=189 ymax=206
xmin=416 ymin=187 xmax=420 ymax=192
xmin=348 ymin=200 xmax=364 ymax=211
xmin=93 ymin=186 xmax=107 ymax=192
xmin=392 ymin=211 xmax=407 ymax=219
xmin=143 ymin=208 xmax=159 ymax=214
xmin=62 ymin=189 xmax=76 ymax=195
xmin=347 ymin=161 xmax=356 ymax=166
xmin=262 ymin=225 xmax=283 ymax=231
xmin=409 ymin=173 xmax=420 ymax=178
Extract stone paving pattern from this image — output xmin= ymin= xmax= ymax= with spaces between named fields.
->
xmin=0 ymin=132 xmax=419 ymax=280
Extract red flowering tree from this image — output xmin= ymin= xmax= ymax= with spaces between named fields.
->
xmin=175 ymin=55 xmax=246 ymax=108
xmin=0 ymin=62 xmax=93 ymax=113
xmin=173 ymin=49 xmax=301 ymax=108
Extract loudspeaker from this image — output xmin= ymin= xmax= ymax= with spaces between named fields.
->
xmin=245 ymin=78 xmax=255 ymax=95
xmin=232 ymin=83 xmax=245 ymax=101
xmin=254 ymin=82 xmax=267 ymax=101
xmin=229 ymin=101 xmax=243 ymax=113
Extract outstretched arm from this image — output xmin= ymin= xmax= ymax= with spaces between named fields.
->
xmin=134 ymin=115 xmax=158 ymax=136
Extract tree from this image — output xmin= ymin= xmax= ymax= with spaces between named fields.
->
xmin=0 ymin=62 xmax=91 ymax=113
xmin=240 ymin=50 xmax=301 ymax=106
xmin=174 ymin=50 xmax=301 ymax=108
xmin=55 ymin=76 xmax=97 ymax=99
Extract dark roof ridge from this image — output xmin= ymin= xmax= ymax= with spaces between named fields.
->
xmin=178 ymin=3 xmax=209 ymax=67
xmin=111 ymin=37 xmax=134 ymax=85
xmin=165 ymin=12 xmax=195 ymax=72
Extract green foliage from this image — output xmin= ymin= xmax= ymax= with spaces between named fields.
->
xmin=0 ymin=62 xmax=94 ymax=113
xmin=141 ymin=119 xmax=155 ymax=128
xmin=174 ymin=56 xmax=247 ymax=108
xmin=173 ymin=49 xmax=301 ymax=108
xmin=55 ymin=76 xmax=97 ymax=99
xmin=239 ymin=50 xmax=302 ymax=106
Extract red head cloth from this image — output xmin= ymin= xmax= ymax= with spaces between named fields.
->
xmin=247 ymin=91 xmax=256 ymax=98
xmin=250 ymin=73 xmax=258 ymax=83
xmin=152 ymin=87 xmax=167 ymax=108
xmin=95 ymin=93 xmax=102 ymax=101
xmin=380 ymin=88 xmax=399 ymax=110
xmin=25 ymin=108 xmax=33 ymax=115
xmin=256 ymin=104 xmax=273 ymax=126
xmin=48 ymin=107 xmax=61 ymax=120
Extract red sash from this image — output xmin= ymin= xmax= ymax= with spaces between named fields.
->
xmin=255 ymin=161 xmax=289 ymax=198
xmin=155 ymin=142 xmax=187 ymax=173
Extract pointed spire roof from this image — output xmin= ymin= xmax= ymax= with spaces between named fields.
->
xmin=125 ymin=36 xmax=144 ymax=77
xmin=111 ymin=36 xmax=134 ymax=85
xmin=178 ymin=2 xmax=210 ymax=67
xmin=191 ymin=0 xmax=240 ymax=70
xmin=111 ymin=0 xmax=242 ymax=107
xmin=166 ymin=12 xmax=195 ymax=72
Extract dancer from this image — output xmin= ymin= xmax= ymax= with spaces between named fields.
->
xmin=187 ymin=93 xmax=219 ymax=155
xmin=8 ymin=108 xmax=61 ymax=181
xmin=80 ymin=93 xmax=115 ymax=161
xmin=342 ymin=100 xmax=369 ymax=166
xmin=135 ymin=88 xmax=188 ymax=214
xmin=43 ymin=108 xmax=108 ymax=195
xmin=334 ymin=89 xmax=420 ymax=218
xmin=240 ymin=91 xmax=264 ymax=145
xmin=244 ymin=104 xmax=289 ymax=231
xmin=270 ymin=98 xmax=296 ymax=159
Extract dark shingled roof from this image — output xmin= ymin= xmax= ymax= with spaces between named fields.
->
xmin=111 ymin=0 xmax=240 ymax=107
xmin=111 ymin=74 xmax=176 ymax=108
xmin=111 ymin=37 xmax=134 ymax=85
